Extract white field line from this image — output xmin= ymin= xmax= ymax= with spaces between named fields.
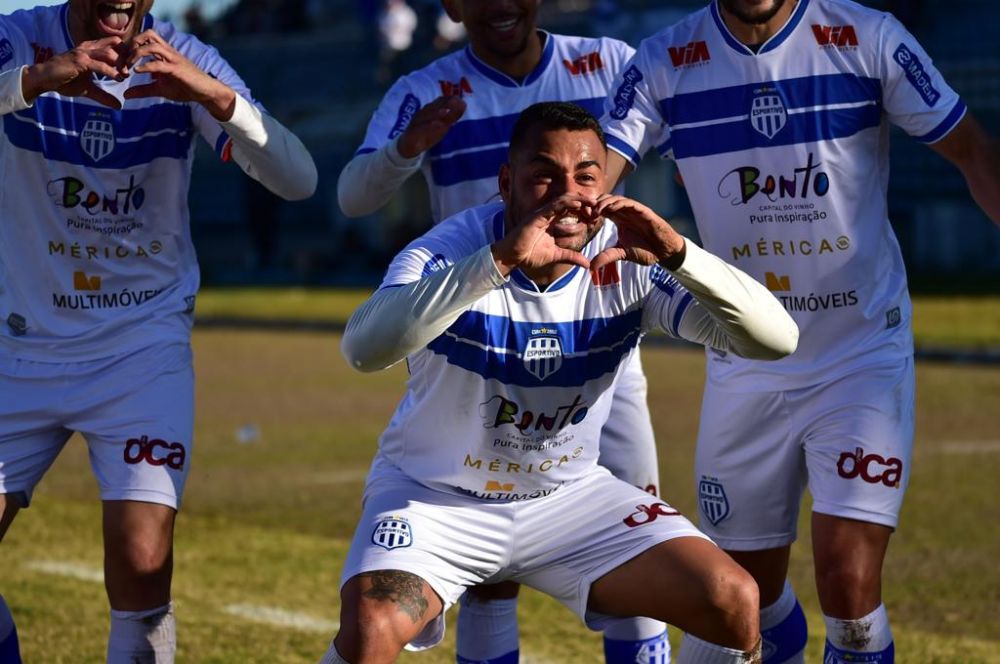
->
xmin=925 ymin=440 xmax=1000 ymax=455
xmin=25 ymin=560 xmax=103 ymax=583
xmin=223 ymin=603 xmax=338 ymax=633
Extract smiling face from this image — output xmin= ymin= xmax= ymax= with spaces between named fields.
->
xmin=500 ymin=125 xmax=607 ymax=254
xmin=68 ymin=0 xmax=155 ymax=43
xmin=719 ymin=0 xmax=790 ymax=25
xmin=443 ymin=0 xmax=541 ymax=62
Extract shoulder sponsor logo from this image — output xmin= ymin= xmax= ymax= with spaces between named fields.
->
xmin=811 ymin=24 xmax=858 ymax=48
xmin=0 ymin=39 xmax=13 ymax=68
xmin=523 ymin=328 xmax=563 ymax=381
xmin=650 ymin=264 xmax=680 ymax=295
xmin=698 ymin=477 xmax=730 ymax=525
xmin=668 ymin=40 xmax=710 ymax=68
xmin=563 ymin=51 xmax=604 ymax=76
xmin=750 ymin=86 xmax=787 ymax=140
xmin=80 ymin=115 xmax=116 ymax=163
xmin=388 ymin=93 xmax=421 ymax=139
xmin=371 ymin=516 xmax=413 ymax=550
xmin=439 ymin=76 xmax=472 ymax=97
xmin=421 ymin=253 xmax=451 ymax=276
xmin=837 ymin=447 xmax=903 ymax=488
xmin=623 ymin=501 xmax=680 ymax=527
xmin=893 ymin=43 xmax=940 ymax=107
xmin=609 ymin=65 xmax=643 ymax=120
xmin=124 ymin=435 xmax=187 ymax=470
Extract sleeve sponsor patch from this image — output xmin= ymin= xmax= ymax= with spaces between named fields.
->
xmin=892 ymin=43 xmax=940 ymax=107
xmin=609 ymin=65 xmax=643 ymax=120
xmin=388 ymin=93 xmax=421 ymax=139
xmin=421 ymin=253 xmax=452 ymax=276
xmin=0 ymin=39 xmax=14 ymax=69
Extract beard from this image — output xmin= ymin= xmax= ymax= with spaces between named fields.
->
xmin=719 ymin=0 xmax=790 ymax=25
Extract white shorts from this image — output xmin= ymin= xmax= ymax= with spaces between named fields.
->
xmin=0 ymin=343 xmax=194 ymax=509
xmin=694 ymin=358 xmax=914 ymax=550
xmin=599 ymin=348 xmax=660 ymax=495
xmin=341 ymin=461 xmax=707 ymax=650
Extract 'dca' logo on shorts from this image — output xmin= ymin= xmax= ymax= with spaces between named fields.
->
xmin=371 ymin=516 xmax=413 ymax=550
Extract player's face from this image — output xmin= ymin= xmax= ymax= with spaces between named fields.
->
xmin=445 ymin=0 xmax=541 ymax=60
xmin=68 ymin=0 xmax=155 ymax=43
xmin=501 ymin=127 xmax=606 ymax=253
xmin=719 ymin=0 xmax=789 ymax=25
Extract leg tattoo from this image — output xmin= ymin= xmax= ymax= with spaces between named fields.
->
xmin=360 ymin=570 xmax=430 ymax=623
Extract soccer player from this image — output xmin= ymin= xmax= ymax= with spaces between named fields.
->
xmin=324 ymin=101 xmax=798 ymax=664
xmin=336 ymin=2 xmax=673 ymax=660
xmin=600 ymin=0 xmax=1000 ymax=662
xmin=0 ymin=1 xmax=317 ymax=661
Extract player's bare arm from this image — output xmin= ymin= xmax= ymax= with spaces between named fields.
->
xmin=397 ymin=94 xmax=467 ymax=159
xmin=490 ymin=192 xmax=598 ymax=276
xmin=19 ymin=36 xmax=126 ymax=107
xmin=591 ymin=195 xmax=686 ymax=271
xmin=358 ymin=570 xmax=432 ymax=624
xmin=123 ymin=29 xmax=237 ymax=121
xmin=929 ymin=114 xmax=1000 ymax=225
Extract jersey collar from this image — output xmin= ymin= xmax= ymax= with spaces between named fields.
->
xmin=465 ymin=30 xmax=555 ymax=88
xmin=710 ymin=0 xmax=810 ymax=56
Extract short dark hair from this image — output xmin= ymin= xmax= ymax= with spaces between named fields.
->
xmin=508 ymin=102 xmax=606 ymax=159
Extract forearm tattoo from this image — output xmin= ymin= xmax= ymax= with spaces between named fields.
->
xmin=359 ymin=570 xmax=430 ymax=623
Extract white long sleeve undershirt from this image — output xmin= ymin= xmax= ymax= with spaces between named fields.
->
xmin=337 ymin=136 xmax=422 ymax=217
xmin=342 ymin=240 xmax=798 ymax=372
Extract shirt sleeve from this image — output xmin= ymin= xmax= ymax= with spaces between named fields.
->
xmin=877 ymin=13 xmax=966 ymax=144
xmin=600 ymin=37 xmax=673 ymax=168
xmin=0 ymin=17 xmax=35 ymax=116
xmin=354 ymin=73 xmax=428 ymax=157
xmin=641 ymin=241 xmax=799 ymax=360
xmin=342 ymin=239 xmax=507 ymax=372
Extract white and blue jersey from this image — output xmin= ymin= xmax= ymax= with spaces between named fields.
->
xmin=603 ymin=0 xmax=965 ymax=390
xmin=356 ymin=32 xmax=635 ymax=222
xmin=372 ymin=203 xmax=698 ymax=497
xmin=0 ymin=4 xmax=259 ymax=362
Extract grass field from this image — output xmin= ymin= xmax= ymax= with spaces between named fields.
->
xmin=2 ymin=294 xmax=999 ymax=662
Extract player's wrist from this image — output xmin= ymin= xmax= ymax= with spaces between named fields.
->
xmin=657 ymin=236 xmax=687 ymax=271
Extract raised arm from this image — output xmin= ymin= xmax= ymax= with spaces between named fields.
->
xmin=929 ymin=114 xmax=1000 ymax=225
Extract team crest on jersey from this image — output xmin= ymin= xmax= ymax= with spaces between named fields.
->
xmin=699 ymin=477 xmax=730 ymax=525
xmin=523 ymin=329 xmax=563 ymax=381
xmin=80 ymin=116 xmax=116 ymax=162
xmin=371 ymin=516 xmax=413 ymax=550
xmin=750 ymin=87 xmax=787 ymax=140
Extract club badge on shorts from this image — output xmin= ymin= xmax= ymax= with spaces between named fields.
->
xmin=371 ymin=516 xmax=413 ymax=550
xmin=699 ymin=477 xmax=730 ymax=525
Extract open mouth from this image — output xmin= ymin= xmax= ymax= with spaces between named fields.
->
xmin=97 ymin=1 xmax=136 ymax=36
xmin=488 ymin=15 xmax=521 ymax=36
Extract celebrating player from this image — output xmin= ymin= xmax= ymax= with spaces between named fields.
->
xmin=322 ymin=101 xmax=799 ymax=664
xmin=336 ymin=2 xmax=675 ymax=660
xmin=0 ymin=1 xmax=317 ymax=661
xmin=600 ymin=0 xmax=1000 ymax=661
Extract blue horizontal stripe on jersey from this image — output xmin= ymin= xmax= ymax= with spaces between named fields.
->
xmin=670 ymin=103 xmax=882 ymax=159
xmin=431 ymin=96 xmax=606 ymax=157
xmin=427 ymin=308 xmax=644 ymax=387
xmin=27 ymin=96 xmax=193 ymax=139
xmin=661 ymin=74 xmax=881 ymax=127
xmin=4 ymin=113 xmax=194 ymax=168
xmin=430 ymin=145 xmax=508 ymax=186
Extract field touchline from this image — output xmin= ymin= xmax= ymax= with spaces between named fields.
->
xmin=26 ymin=559 xmax=104 ymax=583
xmin=927 ymin=440 xmax=1000 ymax=455
xmin=223 ymin=604 xmax=339 ymax=633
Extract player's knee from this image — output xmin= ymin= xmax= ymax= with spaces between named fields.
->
xmin=110 ymin=537 xmax=171 ymax=580
xmin=815 ymin=562 xmax=880 ymax=616
xmin=704 ymin=565 xmax=760 ymax=649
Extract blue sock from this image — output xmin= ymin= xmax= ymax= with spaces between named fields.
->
xmin=823 ymin=641 xmax=894 ymax=663
xmin=604 ymin=629 xmax=670 ymax=664
xmin=455 ymin=594 xmax=519 ymax=664
xmin=0 ymin=594 xmax=22 ymax=664
xmin=759 ymin=582 xmax=807 ymax=663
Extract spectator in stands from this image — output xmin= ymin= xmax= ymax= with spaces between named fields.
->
xmin=377 ymin=0 xmax=418 ymax=83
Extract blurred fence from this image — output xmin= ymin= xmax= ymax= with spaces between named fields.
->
xmin=185 ymin=0 xmax=1000 ymax=289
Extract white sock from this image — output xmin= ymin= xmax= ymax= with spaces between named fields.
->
xmin=106 ymin=602 xmax=175 ymax=664
xmin=318 ymin=639 xmax=351 ymax=664
xmin=0 ymin=593 xmax=22 ymax=663
xmin=759 ymin=581 xmax=806 ymax=663
xmin=678 ymin=633 xmax=761 ymax=664
xmin=823 ymin=604 xmax=894 ymax=662
xmin=455 ymin=594 xmax=519 ymax=663
xmin=603 ymin=617 xmax=670 ymax=664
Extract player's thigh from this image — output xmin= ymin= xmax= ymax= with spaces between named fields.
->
xmin=341 ymin=464 xmax=512 ymax=650
xmin=694 ymin=382 xmax=805 ymax=550
xmin=0 ymin=368 xmax=75 ymax=513
xmin=804 ymin=358 xmax=914 ymax=529
xmin=598 ymin=349 xmax=658 ymax=493
xmin=73 ymin=343 xmax=195 ymax=511
xmin=512 ymin=470 xmax=706 ymax=629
